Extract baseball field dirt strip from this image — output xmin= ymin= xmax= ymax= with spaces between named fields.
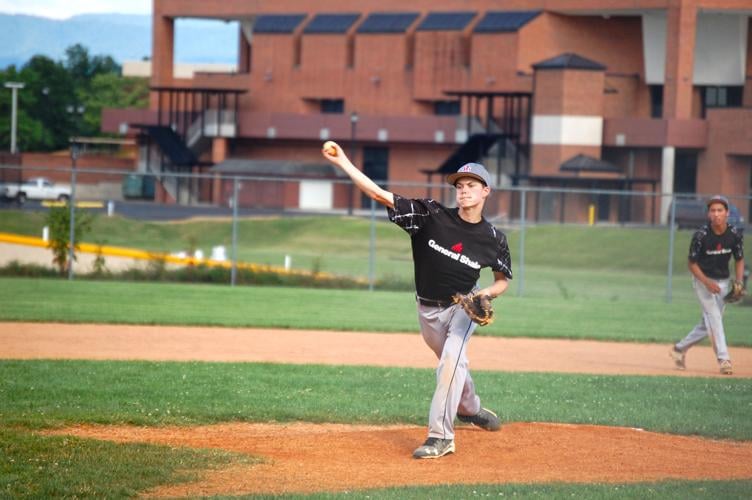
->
xmin=4 ymin=322 xmax=752 ymax=497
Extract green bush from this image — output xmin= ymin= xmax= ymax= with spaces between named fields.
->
xmin=0 ymin=261 xmax=414 ymax=291
xmin=0 ymin=260 xmax=59 ymax=278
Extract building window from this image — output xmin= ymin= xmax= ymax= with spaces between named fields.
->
xmin=702 ymin=86 xmax=743 ymax=118
xmin=704 ymin=86 xmax=743 ymax=108
xmin=649 ymin=85 xmax=663 ymax=119
xmin=321 ymin=99 xmax=344 ymax=114
xmin=434 ymin=100 xmax=460 ymax=116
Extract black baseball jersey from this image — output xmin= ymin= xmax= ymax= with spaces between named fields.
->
xmin=688 ymin=223 xmax=744 ymax=280
xmin=387 ymin=195 xmax=512 ymax=302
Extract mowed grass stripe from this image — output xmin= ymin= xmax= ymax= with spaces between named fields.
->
xmin=268 ymin=480 xmax=752 ymax=500
xmin=2 ymin=277 xmax=751 ymax=345
xmin=2 ymin=360 xmax=750 ymax=440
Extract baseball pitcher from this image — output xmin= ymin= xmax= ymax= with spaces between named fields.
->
xmin=323 ymin=141 xmax=512 ymax=459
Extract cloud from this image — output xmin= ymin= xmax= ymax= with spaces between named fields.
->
xmin=0 ymin=0 xmax=152 ymax=19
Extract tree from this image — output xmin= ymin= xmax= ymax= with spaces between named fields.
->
xmin=64 ymin=44 xmax=125 ymax=137
xmin=81 ymin=73 xmax=148 ymax=136
xmin=64 ymin=44 xmax=121 ymax=86
xmin=22 ymin=56 xmax=79 ymax=148
xmin=45 ymin=205 xmax=93 ymax=275
xmin=0 ymin=44 xmax=143 ymax=152
xmin=1 ymin=55 xmax=79 ymax=151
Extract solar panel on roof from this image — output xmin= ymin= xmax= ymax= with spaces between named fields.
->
xmin=417 ymin=12 xmax=476 ymax=31
xmin=474 ymin=11 xmax=541 ymax=33
xmin=357 ymin=12 xmax=420 ymax=33
xmin=304 ymin=13 xmax=360 ymax=34
xmin=254 ymin=14 xmax=307 ymax=34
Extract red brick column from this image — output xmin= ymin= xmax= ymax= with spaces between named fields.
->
xmin=150 ymin=10 xmax=174 ymax=108
xmin=210 ymin=138 xmax=228 ymax=204
xmin=662 ymin=0 xmax=697 ymax=120
xmin=530 ymin=66 xmax=605 ymax=176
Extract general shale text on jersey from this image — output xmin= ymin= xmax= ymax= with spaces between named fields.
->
xmin=428 ymin=239 xmax=480 ymax=269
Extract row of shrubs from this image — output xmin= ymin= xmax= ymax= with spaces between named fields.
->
xmin=0 ymin=260 xmax=414 ymax=291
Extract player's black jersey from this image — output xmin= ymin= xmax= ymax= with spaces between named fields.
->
xmin=387 ymin=195 xmax=512 ymax=302
xmin=688 ymin=223 xmax=744 ymax=280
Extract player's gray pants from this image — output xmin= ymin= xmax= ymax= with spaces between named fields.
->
xmin=676 ymin=277 xmax=730 ymax=361
xmin=417 ymin=302 xmax=482 ymax=441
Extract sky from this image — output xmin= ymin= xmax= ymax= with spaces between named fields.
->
xmin=0 ymin=0 xmax=151 ymax=19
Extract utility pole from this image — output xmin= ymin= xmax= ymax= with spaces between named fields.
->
xmin=4 ymin=82 xmax=25 ymax=154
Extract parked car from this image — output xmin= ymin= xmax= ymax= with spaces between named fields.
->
xmin=672 ymin=198 xmax=745 ymax=230
xmin=0 ymin=177 xmax=72 ymax=204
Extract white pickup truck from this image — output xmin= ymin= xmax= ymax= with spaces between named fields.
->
xmin=0 ymin=177 xmax=72 ymax=204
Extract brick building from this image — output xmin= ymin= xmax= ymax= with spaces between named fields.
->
xmin=102 ymin=0 xmax=752 ymax=223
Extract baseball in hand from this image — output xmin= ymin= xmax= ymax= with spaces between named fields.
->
xmin=322 ymin=141 xmax=338 ymax=157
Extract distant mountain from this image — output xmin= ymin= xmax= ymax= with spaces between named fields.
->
xmin=0 ymin=13 xmax=238 ymax=68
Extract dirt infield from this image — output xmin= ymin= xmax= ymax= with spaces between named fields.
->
xmin=43 ymin=422 xmax=752 ymax=497
xmin=5 ymin=322 xmax=752 ymax=496
xmin=4 ymin=322 xmax=752 ymax=377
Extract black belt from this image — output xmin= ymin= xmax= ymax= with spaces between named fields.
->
xmin=416 ymin=296 xmax=453 ymax=308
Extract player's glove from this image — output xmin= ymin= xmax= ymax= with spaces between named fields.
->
xmin=723 ymin=280 xmax=746 ymax=304
xmin=452 ymin=292 xmax=494 ymax=326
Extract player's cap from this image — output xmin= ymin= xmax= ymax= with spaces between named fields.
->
xmin=706 ymin=194 xmax=729 ymax=210
xmin=446 ymin=163 xmax=492 ymax=188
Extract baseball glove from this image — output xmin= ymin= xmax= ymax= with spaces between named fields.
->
xmin=452 ymin=292 xmax=494 ymax=326
xmin=724 ymin=280 xmax=746 ymax=304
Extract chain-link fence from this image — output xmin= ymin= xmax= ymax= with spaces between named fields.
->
xmin=1 ymin=164 xmax=749 ymax=304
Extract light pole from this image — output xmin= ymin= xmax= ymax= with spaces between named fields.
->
xmin=65 ymin=103 xmax=85 ymax=281
xmin=66 ymin=104 xmax=86 ymax=136
xmin=68 ymin=140 xmax=79 ymax=281
xmin=4 ymin=82 xmax=25 ymax=154
xmin=348 ymin=111 xmax=358 ymax=215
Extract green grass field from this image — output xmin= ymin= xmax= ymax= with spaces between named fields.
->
xmin=2 ymin=211 xmax=751 ymax=498
xmin=2 ymin=277 xmax=750 ymax=345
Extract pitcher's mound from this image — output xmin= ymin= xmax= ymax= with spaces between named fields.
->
xmin=44 ymin=421 xmax=752 ymax=497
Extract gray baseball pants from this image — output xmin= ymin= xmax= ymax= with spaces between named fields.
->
xmin=417 ymin=301 xmax=482 ymax=441
xmin=676 ymin=277 xmax=731 ymax=361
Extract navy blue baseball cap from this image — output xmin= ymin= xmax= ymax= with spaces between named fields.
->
xmin=707 ymin=194 xmax=729 ymax=210
xmin=446 ymin=162 xmax=492 ymax=188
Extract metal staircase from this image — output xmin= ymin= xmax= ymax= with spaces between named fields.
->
xmin=135 ymin=86 xmax=245 ymax=204
xmin=433 ymin=91 xmax=532 ymax=189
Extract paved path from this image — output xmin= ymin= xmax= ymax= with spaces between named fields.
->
xmin=0 ymin=241 xmax=146 ymax=272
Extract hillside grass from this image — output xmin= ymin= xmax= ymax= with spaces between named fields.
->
xmin=0 ymin=209 xmax=724 ymax=306
xmin=0 ymin=209 xmax=702 ymax=278
xmin=3 ymin=360 xmax=749 ymax=440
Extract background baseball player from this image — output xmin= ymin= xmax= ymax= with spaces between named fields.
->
xmin=670 ymin=194 xmax=745 ymax=375
xmin=322 ymin=141 xmax=512 ymax=459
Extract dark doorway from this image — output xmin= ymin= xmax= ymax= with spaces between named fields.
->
xmin=650 ymin=85 xmax=663 ymax=118
xmin=674 ymin=150 xmax=698 ymax=194
xmin=361 ymin=147 xmax=389 ymax=208
xmin=597 ymin=194 xmax=610 ymax=221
